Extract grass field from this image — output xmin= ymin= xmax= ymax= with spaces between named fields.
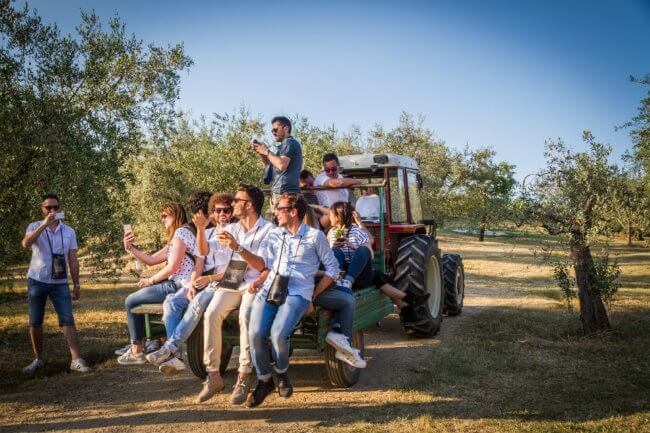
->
xmin=0 ymin=230 xmax=648 ymax=433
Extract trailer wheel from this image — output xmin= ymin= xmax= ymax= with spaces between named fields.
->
xmin=395 ymin=235 xmax=444 ymax=337
xmin=186 ymin=317 xmax=233 ymax=379
xmin=442 ymin=253 xmax=465 ymax=316
xmin=324 ymin=330 xmax=364 ymax=388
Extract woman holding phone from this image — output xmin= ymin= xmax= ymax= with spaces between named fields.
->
xmin=117 ymin=202 xmax=202 ymax=365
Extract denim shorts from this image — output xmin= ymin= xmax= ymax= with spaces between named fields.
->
xmin=27 ymin=278 xmax=75 ymax=326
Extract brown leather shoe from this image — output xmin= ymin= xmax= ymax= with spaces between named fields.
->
xmin=197 ymin=372 xmax=224 ymax=403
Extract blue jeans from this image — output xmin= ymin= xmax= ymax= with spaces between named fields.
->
xmin=314 ymin=288 xmax=355 ymax=339
xmin=27 ymin=278 xmax=74 ymax=326
xmin=163 ymin=287 xmax=215 ymax=353
xmin=124 ymin=280 xmax=179 ymax=343
xmin=333 ymin=246 xmax=374 ymax=288
xmin=249 ymin=294 xmax=310 ymax=380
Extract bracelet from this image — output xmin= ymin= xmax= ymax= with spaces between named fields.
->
xmin=149 ymin=277 xmax=155 ymax=285
xmin=208 ymin=274 xmax=213 ymax=283
xmin=235 ymin=244 xmax=244 ymax=254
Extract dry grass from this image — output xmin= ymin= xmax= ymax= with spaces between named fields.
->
xmin=0 ymin=229 xmax=648 ymax=433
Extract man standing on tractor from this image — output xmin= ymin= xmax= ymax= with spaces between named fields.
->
xmin=251 ymin=116 xmax=303 ymax=213
xmin=313 ymin=153 xmax=364 ymax=207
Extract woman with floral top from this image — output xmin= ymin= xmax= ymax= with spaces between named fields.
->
xmin=118 ymin=202 xmax=203 ymax=365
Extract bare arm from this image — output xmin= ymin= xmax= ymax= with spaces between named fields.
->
xmin=192 ymin=211 xmax=210 ymax=256
xmin=252 ymin=141 xmax=290 ymax=172
xmin=312 ymin=275 xmax=335 ymax=299
xmin=128 ymin=245 xmax=168 ymax=266
xmin=219 ymin=231 xmax=266 ymax=271
xmin=68 ymin=249 xmax=81 ymax=300
xmin=22 ymin=214 xmax=56 ymax=249
xmin=323 ymin=177 xmax=364 ymax=188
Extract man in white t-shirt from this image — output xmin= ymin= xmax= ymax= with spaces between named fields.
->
xmin=313 ymin=153 xmax=364 ymax=207
xmin=20 ymin=194 xmax=91 ymax=374
xmin=355 ymin=187 xmax=381 ymax=220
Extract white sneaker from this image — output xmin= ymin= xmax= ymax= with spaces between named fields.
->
xmin=159 ymin=356 xmax=186 ymax=375
xmin=22 ymin=358 xmax=44 ymax=374
xmin=70 ymin=358 xmax=92 ymax=373
xmin=326 ymin=331 xmax=355 ymax=356
xmin=114 ymin=343 xmax=131 ymax=356
xmin=335 ymin=349 xmax=367 ymax=369
xmin=117 ymin=348 xmax=146 ymax=365
xmin=145 ymin=344 xmax=172 ymax=366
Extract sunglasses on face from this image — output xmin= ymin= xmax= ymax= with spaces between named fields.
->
xmin=161 ymin=214 xmax=171 ymax=220
xmin=43 ymin=205 xmax=59 ymax=211
xmin=275 ymin=206 xmax=293 ymax=213
xmin=232 ymin=198 xmax=250 ymax=204
xmin=324 ymin=167 xmax=338 ymax=174
xmin=214 ymin=207 xmax=233 ymax=214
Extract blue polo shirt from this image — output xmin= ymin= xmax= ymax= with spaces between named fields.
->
xmin=270 ymin=136 xmax=302 ymax=194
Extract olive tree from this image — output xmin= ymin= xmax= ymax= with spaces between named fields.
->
xmin=455 ymin=148 xmax=516 ymax=241
xmin=0 ymin=2 xmax=191 ymax=276
xmin=525 ymin=132 xmax=619 ymax=333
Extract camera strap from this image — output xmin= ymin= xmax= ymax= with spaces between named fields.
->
xmin=45 ymin=227 xmax=64 ymax=255
xmin=274 ymin=232 xmax=303 ymax=278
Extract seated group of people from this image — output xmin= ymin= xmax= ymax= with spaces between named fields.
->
xmin=115 ymin=163 xmax=427 ymax=409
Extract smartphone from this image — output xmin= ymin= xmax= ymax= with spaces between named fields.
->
xmin=123 ymin=224 xmax=133 ymax=234
xmin=54 ymin=212 xmax=65 ymax=220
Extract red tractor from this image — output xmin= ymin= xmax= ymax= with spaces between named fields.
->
xmin=338 ymin=153 xmax=466 ymax=336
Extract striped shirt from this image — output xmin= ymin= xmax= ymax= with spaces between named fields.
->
xmin=326 ymin=224 xmax=369 ymax=263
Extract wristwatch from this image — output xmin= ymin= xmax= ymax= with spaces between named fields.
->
xmin=235 ymin=244 xmax=244 ymax=254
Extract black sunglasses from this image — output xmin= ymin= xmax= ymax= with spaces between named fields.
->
xmin=43 ymin=205 xmax=59 ymax=211
xmin=213 ymin=207 xmax=233 ymax=214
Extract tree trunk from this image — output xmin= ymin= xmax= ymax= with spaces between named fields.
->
xmin=570 ymin=236 xmax=611 ymax=334
xmin=627 ymin=223 xmax=632 ymax=247
xmin=478 ymin=221 xmax=486 ymax=242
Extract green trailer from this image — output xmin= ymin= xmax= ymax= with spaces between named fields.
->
xmin=130 ymin=153 xmax=466 ymax=388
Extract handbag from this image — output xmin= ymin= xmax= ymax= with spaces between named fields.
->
xmin=46 ymin=229 xmax=67 ymax=280
xmin=266 ymin=234 xmax=303 ymax=306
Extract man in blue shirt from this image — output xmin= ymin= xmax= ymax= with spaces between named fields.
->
xmin=251 ymin=116 xmax=303 ymax=212
xmin=20 ymin=194 xmax=91 ymax=374
xmin=246 ymin=193 xmax=339 ymax=407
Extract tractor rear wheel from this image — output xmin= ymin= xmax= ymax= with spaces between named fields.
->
xmin=186 ymin=317 xmax=233 ymax=379
xmin=442 ymin=253 xmax=465 ymax=316
xmin=395 ymin=235 xmax=444 ymax=337
xmin=324 ymin=330 xmax=365 ymax=388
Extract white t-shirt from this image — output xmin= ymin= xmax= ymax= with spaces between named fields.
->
xmin=355 ymin=194 xmax=380 ymax=220
xmin=26 ymin=222 xmax=78 ymax=284
xmin=204 ymin=226 xmax=232 ymax=275
xmin=314 ymin=172 xmax=350 ymax=207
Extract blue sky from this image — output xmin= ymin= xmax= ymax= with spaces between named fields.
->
xmin=25 ymin=0 xmax=650 ymax=178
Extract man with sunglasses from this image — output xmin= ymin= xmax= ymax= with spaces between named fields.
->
xmin=314 ymin=153 xmax=364 ymax=207
xmin=20 ymin=194 xmax=91 ymax=374
xmin=195 ymin=185 xmax=274 ymax=404
xmin=246 ymin=193 xmax=340 ymax=408
xmin=251 ymin=116 xmax=303 ymax=212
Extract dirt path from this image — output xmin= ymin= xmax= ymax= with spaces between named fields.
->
xmin=0 ymin=294 xmax=484 ymax=433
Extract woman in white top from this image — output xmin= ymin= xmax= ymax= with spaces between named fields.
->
xmin=118 ymin=202 xmax=203 ymax=365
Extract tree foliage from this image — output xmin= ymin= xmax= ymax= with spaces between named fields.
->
xmin=454 ymin=148 xmax=516 ymax=240
xmin=367 ymin=112 xmax=465 ymax=225
xmin=0 ymin=1 xmax=191 ymax=276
